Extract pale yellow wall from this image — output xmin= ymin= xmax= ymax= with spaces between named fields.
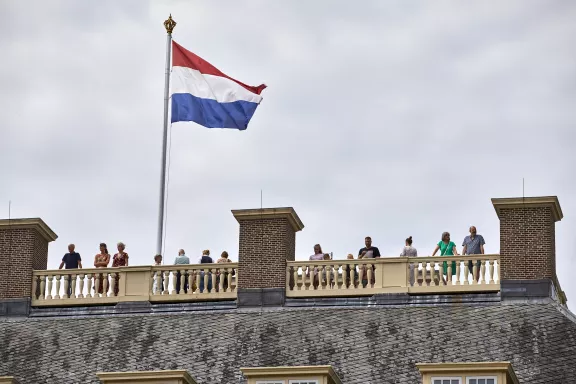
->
xmin=422 ymin=371 xmax=506 ymax=383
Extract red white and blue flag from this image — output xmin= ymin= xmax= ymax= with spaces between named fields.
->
xmin=170 ymin=41 xmax=267 ymax=130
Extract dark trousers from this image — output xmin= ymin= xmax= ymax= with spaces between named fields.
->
xmin=468 ymin=260 xmax=482 ymax=276
xmin=175 ymin=271 xmax=188 ymax=294
xmin=199 ymin=272 xmax=213 ymax=293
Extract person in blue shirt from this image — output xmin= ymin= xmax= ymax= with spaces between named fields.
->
xmin=198 ymin=249 xmax=213 ymax=292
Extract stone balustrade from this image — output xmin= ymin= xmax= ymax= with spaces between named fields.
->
xmin=32 ymin=264 xmax=237 ymax=306
xmin=286 ymin=255 xmax=500 ymax=297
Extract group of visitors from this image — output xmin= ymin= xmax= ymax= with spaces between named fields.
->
xmin=308 ymin=227 xmax=486 ymax=286
xmin=59 ymin=243 xmax=129 ymax=270
xmin=58 ymin=244 xmax=234 ymax=295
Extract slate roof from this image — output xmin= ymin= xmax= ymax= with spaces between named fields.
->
xmin=1 ymin=301 xmax=576 ymax=384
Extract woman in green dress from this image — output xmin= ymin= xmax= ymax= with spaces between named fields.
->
xmin=431 ymin=232 xmax=459 ymax=284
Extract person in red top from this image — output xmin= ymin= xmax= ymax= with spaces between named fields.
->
xmin=112 ymin=242 xmax=129 ymax=267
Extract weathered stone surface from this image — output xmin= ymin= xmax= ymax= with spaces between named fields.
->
xmin=1 ymin=302 xmax=576 ymax=383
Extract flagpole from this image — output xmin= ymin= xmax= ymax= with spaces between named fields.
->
xmin=157 ymin=15 xmax=176 ymax=256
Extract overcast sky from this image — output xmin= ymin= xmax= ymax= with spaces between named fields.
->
xmin=1 ymin=1 xmax=575 ymax=308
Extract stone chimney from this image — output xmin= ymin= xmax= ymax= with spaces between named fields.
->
xmin=232 ymin=207 xmax=304 ymax=307
xmin=0 ymin=218 xmax=57 ymax=316
xmin=492 ymin=196 xmax=566 ymax=303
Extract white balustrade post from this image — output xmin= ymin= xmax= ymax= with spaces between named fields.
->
xmin=462 ymin=261 xmax=469 ymax=285
xmin=489 ymin=260 xmax=495 ymax=284
xmin=104 ymin=273 xmax=110 ymax=297
xmin=471 ymin=261 xmax=478 ymax=285
xmin=163 ymin=271 xmax=171 ymax=295
xmin=455 ymin=261 xmax=461 ymax=285
xmin=366 ymin=264 xmax=373 ymax=288
xmin=447 ymin=262 xmax=452 ymax=285
xmin=187 ymin=270 xmax=193 ymax=294
xmin=39 ymin=275 xmax=46 ymax=300
xmin=54 ymin=274 xmax=61 ymax=299
xmin=86 ymin=274 xmax=94 ymax=297
xmin=480 ymin=260 xmax=486 ymax=285
xmin=77 ymin=274 xmax=85 ymax=298
xmin=70 ymin=274 xmax=77 ymax=298
xmin=46 ymin=275 xmax=53 ymax=300
xmin=219 ymin=268 xmax=225 ymax=293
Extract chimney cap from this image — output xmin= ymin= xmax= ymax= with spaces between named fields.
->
xmin=232 ymin=207 xmax=304 ymax=232
xmin=491 ymin=196 xmax=563 ymax=222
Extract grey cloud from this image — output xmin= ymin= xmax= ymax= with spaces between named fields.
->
xmin=0 ymin=0 xmax=575 ymax=309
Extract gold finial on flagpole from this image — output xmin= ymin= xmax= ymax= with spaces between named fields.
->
xmin=164 ymin=14 xmax=176 ymax=34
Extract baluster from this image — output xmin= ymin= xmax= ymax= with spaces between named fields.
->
xmin=39 ymin=275 xmax=46 ymax=300
xmin=447 ymin=262 xmax=452 ymax=285
xmin=495 ymin=260 xmax=500 ymax=283
xmin=471 ymin=260 xmax=478 ymax=285
xmin=204 ymin=268 xmax=211 ymax=293
xmin=418 ymin=262 xmax=424 ymax=286
xmin=320 ymin=266 xmax=327 ymax=290
xmin=230 ymin=272 xmax=237 ymax=292
xmin=69 ymin=274 xmax=76 ymax=298
xmin=194 ymin=270 xmax=201 ymax=293
xmin=346 ymin=264 xmax=354 ymax=289
xmin=295 ymin=266 xmax=302 ymax=290
xmin=46 ymin=275 xmax=53 ymax=300
xmin=290 ymin=266 xmax=297 ymax=291
xmin=148 ymin=271 xmax=155 ymax=295
xmin=52 ymin=274 xmax=61 ymax=299
xmin=187 ymin=270 xmax=194 ymax=294
xmin=432 ymin=260 xmax=440 ymax=286
xmin=154 ymin=271 xmax=162 ymax=295
xmin=460 ymin=261 xmax=468 ymax=285
xmin=163 ymin=271 xmax=171 ymax=294
xmin=77 ymin=274 xmax=85 ymax=298
xmin=455 ymin=261 xmax=461 ymax=285
xmin=304 ymin=266 xmax=311 ymax=290
xmin=366 ymin=264 xmax=373 ymax=288
xmin=103 ymin=272 xmax=109 ymax=297
xmin=176 ymin=270 xmax=183 ymax=295
xmin=85 ymin=274 xmax=93 ymax=297
xmin=219 ymin=268 xmax=225 ymax=293
xmin=480 ymin=260 xmax=486 ymax=285
xmin=94 ymin=273 xmax=101 ymax=297
xmin=489 ymin=260 xmax=495 ymax=284
xmin=336 ymin=264 xmax=343 ymax=290
xmin=33 ymin=275 xmax=40 ymax=300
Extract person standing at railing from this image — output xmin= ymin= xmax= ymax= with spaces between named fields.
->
xmin=153 ymin=254 xmax=163 ymax=293
xmin=59 ymin=244 xmax=82 ymax=297
xmin=174 ymin=249 xmax=190 ymax=294
xmin=462 ymin=226 xmax=485 ymax=282
xmin=400 ymin=236 xmax=417 ymax=285
xmin=112 ymin=242 xmax=129 ymax=267
xmin=94 ymin=243 xmax=110 ymax=295
xmin=345 ymin=254 xmax=359 ymax=288
xmin=216 ymin=251 xmax=233 ymax=291
xmin=431 ymin=232 xmax=459 ymax=284
xmin=198 ymin=249 xmax=214 ymax=293
xmin=308 ymin=244 xmax=325 ymax=289
xmin=358 ymin=236 xmax=380 ymax=287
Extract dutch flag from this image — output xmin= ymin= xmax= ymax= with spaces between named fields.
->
xmin=170 ymin=41 xmax=267 ymax=130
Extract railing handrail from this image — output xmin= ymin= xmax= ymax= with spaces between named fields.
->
xmin=32 ymin=262 xmax=239 ymax=275
xmin=288 ymin=254 xmax=500 ymax=266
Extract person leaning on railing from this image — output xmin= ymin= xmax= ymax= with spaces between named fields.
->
xmin=400 ymin=236 xmax=417 ymax=285
xmin=198 ymin=249 xmax=214 ymax=293
xmin=462 ymin=226 xmax=485 ymax=282
xmin=174 ymin=249 xmax=190 ymax=294
xmin=431 ymin=232 xmax=459 ymax=285
xmin=216 ymin=251 xmax=233 ymax=291
xmin=308 ymin=244 xmax=325 ymax=289
xmin=59 ymin=244 xmax=82 ymax=297
xmin=358 ymin=236 xmax=380 ymax=287
xmin=93 ymin=243 xmax=110 ymax=295
xmin=345 ymin=254 xmax=359 ymax=288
